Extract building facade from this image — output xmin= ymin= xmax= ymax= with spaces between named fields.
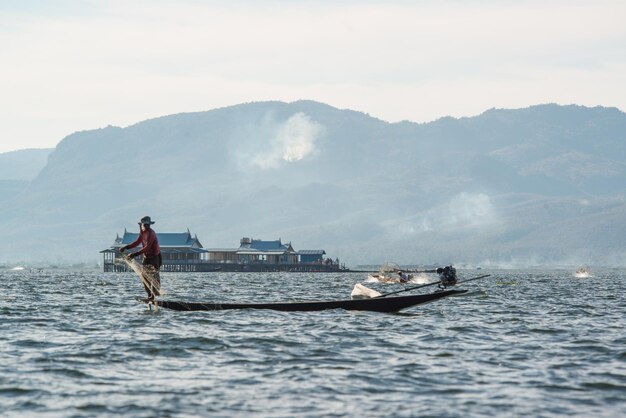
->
xmin=205 ymin=237 xmax=330 ymax=269
xmin=101 ymin=229 xmax=210 ymax=272
xmin=102 ymin=233 xmax=343 ymax=272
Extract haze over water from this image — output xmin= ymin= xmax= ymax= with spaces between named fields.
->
xmin=1 ymin=269 xmax=624 ymax=417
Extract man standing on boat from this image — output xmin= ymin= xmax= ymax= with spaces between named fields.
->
xmin=119 ymin=216 xmax=162 ymax=302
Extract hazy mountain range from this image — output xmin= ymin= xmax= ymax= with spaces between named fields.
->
xmin=2 ymin=100 xmax=626 ymax=268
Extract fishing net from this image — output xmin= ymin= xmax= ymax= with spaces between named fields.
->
xmin=379 ymin=262 xmax=401 ymax=273
xmin=117 ymin=256 xmax=163 ymax=298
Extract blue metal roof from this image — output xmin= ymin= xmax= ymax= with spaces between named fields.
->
xmin=160 ymin=247 xmax=208 ymax=253
xmin=117 ymin=231 xmax=203 ymax=248
xmin=242 ymin=239 xmax=291 ymax=251
xmin=297 ymin=250 xmax=326 ymax=255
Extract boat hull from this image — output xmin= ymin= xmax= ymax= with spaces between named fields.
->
xmin=140 ymin=289 xmax=467 ymax=312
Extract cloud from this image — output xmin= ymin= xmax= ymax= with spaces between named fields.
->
xmin=1 ymin=1 xmax=626 ymax=153
xmin=249 ymin=112 xmax=323 ymax=170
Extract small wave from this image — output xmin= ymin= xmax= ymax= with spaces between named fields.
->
xmin=581 ymin=381 xmax=626 ymax=390
xmin=0 ymin=387 xmax=42 ymax=395
xmin=42 ymin=367 xmax=91 ymax=379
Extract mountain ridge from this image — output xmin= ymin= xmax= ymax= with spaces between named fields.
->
xmin=1 ymin=100 xmax=625 ymax=267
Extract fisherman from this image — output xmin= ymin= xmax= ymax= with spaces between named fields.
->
xmin=397 ymin=270 xmax=410 ymax=283
xmin=119 ymin=216 xmax=162 ymax=302
xmin=437 ymin=265 xmax=457 ymax=288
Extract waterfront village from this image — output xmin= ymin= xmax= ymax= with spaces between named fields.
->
xmin=101 ymin=228 xmax=346 ymax=272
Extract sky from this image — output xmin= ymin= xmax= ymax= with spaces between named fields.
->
xmin=1 ymin=0 xmax=625 ymax=154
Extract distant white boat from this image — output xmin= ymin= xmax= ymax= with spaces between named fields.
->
xmin=574 ymin=266 xmax=591 ymax=278
xmin=11 ymin=266 xmax=25 ymax=271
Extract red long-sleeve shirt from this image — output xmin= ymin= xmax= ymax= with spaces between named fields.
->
xmin=126 ymin=228 xmax=160 ymax=257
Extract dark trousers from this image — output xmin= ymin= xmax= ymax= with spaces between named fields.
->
xmin=142 ymin=253 xmax=162 ymax=297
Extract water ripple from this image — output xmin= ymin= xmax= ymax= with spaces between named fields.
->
xmin=1 ymin=269 xmax=625 ymax=417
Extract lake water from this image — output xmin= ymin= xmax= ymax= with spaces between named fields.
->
xmin=1 ymin=268 xmax=625 ymax=417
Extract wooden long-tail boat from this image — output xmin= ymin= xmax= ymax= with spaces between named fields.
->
xmin=137 ymin=289 xmax=467 ymax=312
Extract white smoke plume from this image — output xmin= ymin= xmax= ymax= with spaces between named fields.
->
xmin=249 ymin=112 xmax=323 ymax=170
xmin=383 ymin=192 xmax=497 ymax=235
xmin=446 ymin=192 xmax=495 ymax=228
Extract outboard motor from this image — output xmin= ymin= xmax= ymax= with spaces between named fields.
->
xmin=437 ymin=265 xmax=457 ymax=289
